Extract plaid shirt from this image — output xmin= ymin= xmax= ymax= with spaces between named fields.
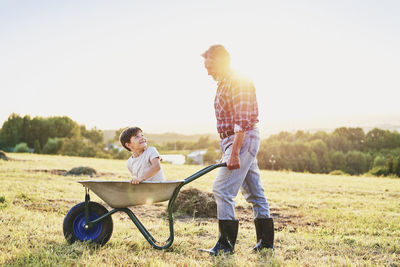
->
xmin=214 ymin=73 xmax=259 ymax=133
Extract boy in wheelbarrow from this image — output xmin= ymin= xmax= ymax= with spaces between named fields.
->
xmin=119 ymin=127 xmax=166 ymax=184
xmin=201 ymin=45 xmax=274 ymax=255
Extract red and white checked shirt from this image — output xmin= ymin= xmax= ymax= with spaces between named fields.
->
xmin=214 ymin=72 xmax=259 ymax=133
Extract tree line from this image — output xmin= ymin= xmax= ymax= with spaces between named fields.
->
xmin=1 ymin=113 xmax=399 ymax=177
xmin=0 ymin=114 xmax=220 ymax=161
xmin=257 ymin=128 xmax=400 ymax=177
xmin=0 ymin=113 xmax=125 ymax=159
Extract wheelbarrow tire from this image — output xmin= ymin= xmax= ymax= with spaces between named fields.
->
xmin=63 ymin=201 xmax=113 ymax=246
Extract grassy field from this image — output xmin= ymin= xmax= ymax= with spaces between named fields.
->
xmin=0 ymin=153 xmax=399 ymax=266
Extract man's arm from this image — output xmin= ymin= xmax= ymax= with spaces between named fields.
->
xmin=227 ymin=131 xmax=246 ymax=170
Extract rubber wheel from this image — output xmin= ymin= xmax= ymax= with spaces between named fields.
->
xmin=63 ymin=201 xmax=113 ymax=245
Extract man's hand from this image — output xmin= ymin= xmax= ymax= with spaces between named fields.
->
xmin=227 ymin=153 xmax=240 ymax=170
xmin=226 ymin=131 xmax=245 ymax=170
xmin=130 ymin=177 xmax=142 ymax=184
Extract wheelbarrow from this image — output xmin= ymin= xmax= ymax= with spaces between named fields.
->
xmin=63 ymin=163 xmax=226 ymax=249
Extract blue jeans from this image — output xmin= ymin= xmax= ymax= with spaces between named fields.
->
xmin=213 ymin=128 xmax=270 ymax=220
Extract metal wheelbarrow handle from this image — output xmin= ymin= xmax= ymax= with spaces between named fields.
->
xmin=183 ymin=162 xmax=227 ymax=185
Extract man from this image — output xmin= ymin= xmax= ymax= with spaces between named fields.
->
xmin=201 ymin=44 xmax=274 ymax=255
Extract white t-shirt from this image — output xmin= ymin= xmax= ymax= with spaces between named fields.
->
xmin=126 ymin=146 xmax=166 ymax=182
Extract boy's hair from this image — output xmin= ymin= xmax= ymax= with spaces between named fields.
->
xmin=119 ymin=127 xmax=142 ymax=151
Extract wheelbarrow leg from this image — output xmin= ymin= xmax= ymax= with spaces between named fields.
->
xmin=84 ymin=187 xmax=90 ymax=228
xmin=120 ymin=208 xmax=175 ymax=250
xmin=119 ymin=185 xmax=184 ymax=249
xmin=121 ymin=208 xmax=157 ymax=243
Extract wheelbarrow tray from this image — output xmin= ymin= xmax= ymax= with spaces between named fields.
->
xmin=78 ymin=180 xmax=184 ymax=208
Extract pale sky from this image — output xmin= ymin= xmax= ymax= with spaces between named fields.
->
xmin=1 ymin=0 xmax=399 ymax=135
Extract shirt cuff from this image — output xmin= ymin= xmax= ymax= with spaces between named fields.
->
xmin=234 ymin=124 xmax=243 ymax=133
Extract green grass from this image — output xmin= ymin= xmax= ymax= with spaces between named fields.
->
xmin=0 ymin=153 xmax=399 ymax=266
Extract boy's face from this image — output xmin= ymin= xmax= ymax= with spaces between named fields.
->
xmin=125 ymin=131 xmax=147 ymax=152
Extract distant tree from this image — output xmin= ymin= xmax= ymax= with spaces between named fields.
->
xmin=386 ymin=156 xmax=394 ymax=174
xmin=309 ymin=139 xmax=328 ymax=156
xmin=373 ymin=155 xmax=386 ymax=168
xmin=14 ymin=142 xmax=29 ymax=153
xmin=20 ymin=115 xmax=32 ymax=146
xmin=394 ymin=157 xmax=400 ymax=177
xmin=307 ymin=139 xmax=330 ymax=172
xmin=175 ymin=141 xmax=186 ymax=150
xmin=33 ymin=140 xmax=41 ymax=154
xmin=194 ymin=136 xmax=211 ymax=149
xmin=369 ymin=166 xmax=389 ymax=177
xmin=0 ymin=114 xmax=81 ymax=150
xmin=79 ymin=143 xmax=98 ymax=157
xmin=59 ymin=138 xmax=84 ymax=156
xmin=165 ymin=140 xmax=187 ymax=150
xmin=344 ymin=151 xmax=368 ymax=175
xmin=309 ymin=152 xmax=320 ymax=173
xmin=209 ymin=139 xmax=220 ymax=150
xmin=257 ymin=140 xmax=275 ymax=169
xmin=294 ymin=130 xmax=311 ymax=142
xmin=364 ymin=128 xmax=389 ymax=151
xmin=42 ymin=138 xmax=62 ymax=154
xmin=114 ymin=128 xmax=126 ymax=142
xmin=329 ymin=151 xmax=346 ymax=172
xmin=30 ymin=117 xmax=47 ymax=147
xmin=106 ymin=145 xmax=130 ymax=159
xmin=203 ymin=147 xmax=220 ymax=165
xmin=0 ymin=113 xmax=24 ymax=148
xmin=275 ymin=131 xmax=293 ymax=142
xmin=310 ymin=131 xmax=329 ymax=143
xmin=328 ymin=132 xmax=351 ymax=153
xmin=348 ymin=128 xmax=365 ymax=150
xmin=384 ymin=131 xmax=400 ymax=150
xmin=48 ymin=116 xmax=79 ymax=139
xmin=332 ymin=127 xmax=365 ymax=151
xmin=81 ymin=125 xmax=104 ymax=144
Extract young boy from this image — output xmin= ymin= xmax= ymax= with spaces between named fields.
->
xmin=119 ymin=127 xmax=165 ymax=184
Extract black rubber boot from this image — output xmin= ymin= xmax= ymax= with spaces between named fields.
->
xmin=253 ymin=218 xmax=274 ymax=251
xmin=201 ymin=220 xmax=239 ymax=256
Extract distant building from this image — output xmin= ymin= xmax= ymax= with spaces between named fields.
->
xmin=161 ymin=154 xmax=185 ymax=165
xmin=106 ymin=143 xmax=124 ymax=152
xmin=186 ymin=149 xmax=207 ymax=165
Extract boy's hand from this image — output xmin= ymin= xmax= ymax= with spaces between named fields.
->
xmin=130 ymin=177 xmax=142 ymax=184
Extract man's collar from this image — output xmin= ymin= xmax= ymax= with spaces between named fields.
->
xmin=216 ymin=70 xmax=233 ymax=85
